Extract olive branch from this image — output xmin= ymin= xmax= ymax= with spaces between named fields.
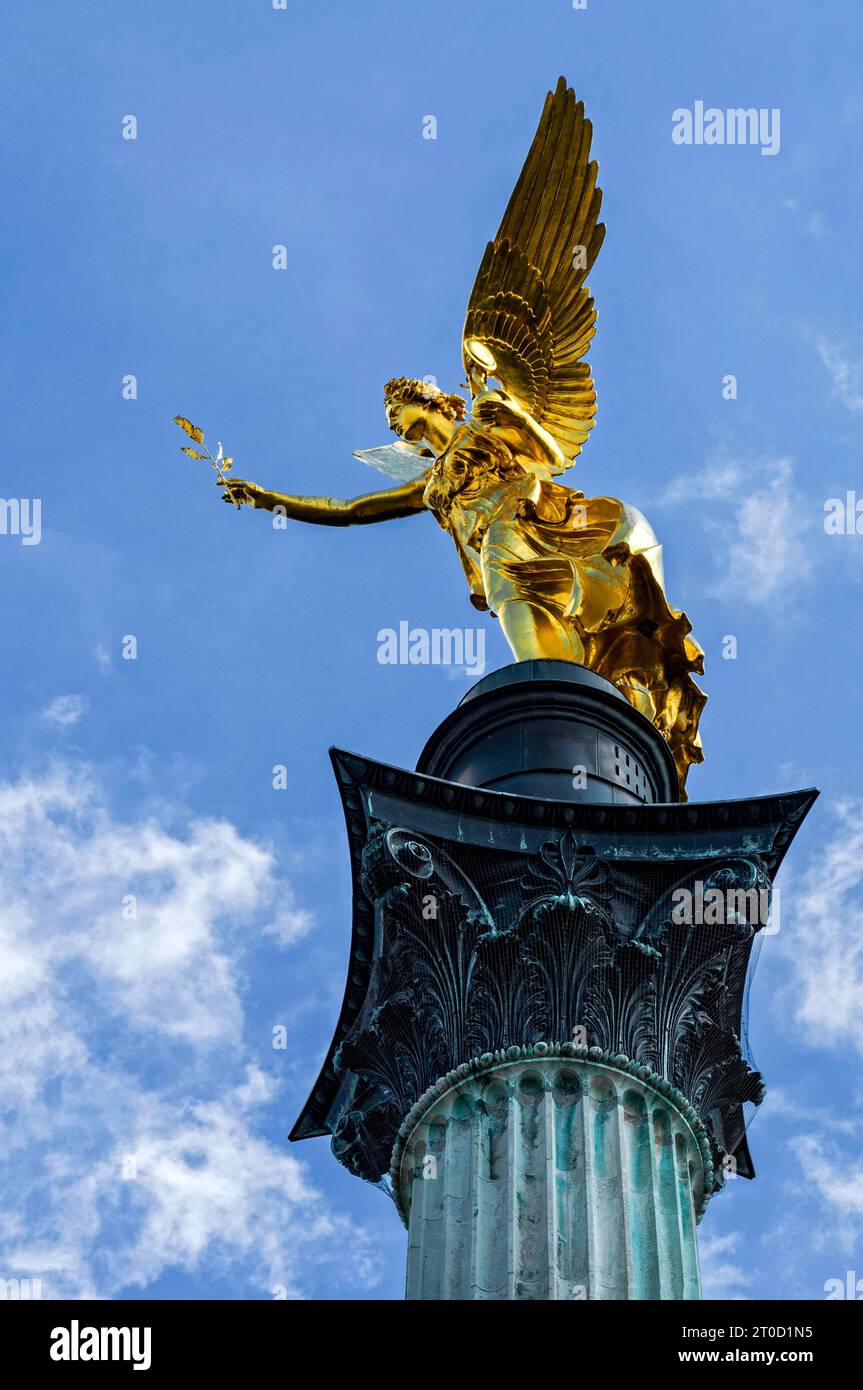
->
xmin=173 ymin=416 xmax=240 ymax=508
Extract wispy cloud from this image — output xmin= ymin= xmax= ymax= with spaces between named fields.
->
xmin=783 ymin=197 xmax=829 ymax=241
xmin=0 ymin=764 xmax=375 ymax=1301
xmin=41 ymin=694 xmax=89 ymax=727
xmin=794 ymin=1134 xmax=863 ymax=1222
xmin=776 ymin=799 xmax=863 ymax=1057
xmin=814 ymin=336 xmax=863 ymax=414
xmin=661 ymin=455 xmax=812 ymax=605
xmin=781 ymin=1124 xmax=863 ymax=1273
xmin=660 ymin=459 xmax=744 ymax=506
xmin=699 ymin=1231 xmax=752 ymax=1299
xmin=761 ymin=1088 xmax=859 ymax=1137
xmin=264 ymin=889 xmax=314 ymax=947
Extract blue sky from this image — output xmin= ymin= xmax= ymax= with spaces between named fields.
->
xmin=1 ymin=0 xmax=862 ymax=1300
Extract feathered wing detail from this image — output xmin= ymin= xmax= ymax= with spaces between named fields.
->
xmin=462 ymin=77 xmax=605 ymax=469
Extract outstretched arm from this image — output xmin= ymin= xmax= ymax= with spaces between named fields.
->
xmin=220 ymin=476 xmax=428 ymax=526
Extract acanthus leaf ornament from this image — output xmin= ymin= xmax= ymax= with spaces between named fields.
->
xmin=320 ymin=816 xmax=779 ymax=1191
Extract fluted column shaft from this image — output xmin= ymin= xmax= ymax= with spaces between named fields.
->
xmin=393 ymin=1053 xmax=707 ymax=1301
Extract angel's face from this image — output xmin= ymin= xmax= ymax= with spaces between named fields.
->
xmin=388 ymin=401 xmax=453 ymax=452
xmin=387 ymin=402 xmax=427 ymax=441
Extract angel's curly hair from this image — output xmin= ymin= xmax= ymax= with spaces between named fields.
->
xmin=384 ymin=376 xmax=467 ymax=422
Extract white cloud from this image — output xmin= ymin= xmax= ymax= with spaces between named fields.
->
xmin=776 ymin=799 xmax=863 ymax=1057
xmin=660 ymin=459 xmax=743 ymax=505
xmin=760 ymin=1088 xmax=858 ymax=1137
xmin=42 ymin=694 xmax=89 ymax=727
xmin=661 ymin=455 xmax=811 ymax=605
xmin=780 ymin=1127 xmax=863 ymax=1269
xmin=794 ymin=1135 xmax=863 ymax=1222
xmin=814 ymin=337 xmax=863 ymax=414
xmin=0 ymin=765 xmax=377 ymax=1301
xmin=698 ymin=1231 xmax=752 ymax=1299
xmin=264 ymin=889 xmax=314 ymax=947
xmin=783 ymin=198 xmax=829 ymax=241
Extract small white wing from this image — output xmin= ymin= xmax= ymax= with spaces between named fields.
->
xmin=352 ymin=441 xmax=433 ymax=483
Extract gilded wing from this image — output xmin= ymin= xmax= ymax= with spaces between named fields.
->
xmin=462 ymin=77 xmax=605 ymax=469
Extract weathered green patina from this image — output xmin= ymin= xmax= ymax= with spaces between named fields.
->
xmin=290 ymin=663 xmax=817 ymax=1300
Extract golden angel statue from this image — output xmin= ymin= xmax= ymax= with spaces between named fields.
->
xmin=218 ymin=78 xmax=705 ymax=794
